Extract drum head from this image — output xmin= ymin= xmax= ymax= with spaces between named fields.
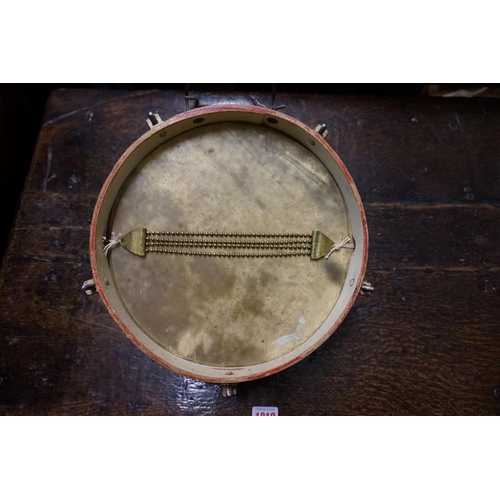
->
xmin=90 ymin=105 xmax=368 ymax=383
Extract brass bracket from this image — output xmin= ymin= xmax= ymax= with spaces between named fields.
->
xmin=310 ymin=230 xmax=334 ymax=260
xmin=120 ymin=228 xmax=146 ymax=256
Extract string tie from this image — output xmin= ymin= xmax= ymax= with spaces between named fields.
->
xmin=103 ymin=232 xmax=122 ymax=256
xmin=325 ymin=236 xmax=351 ymax=260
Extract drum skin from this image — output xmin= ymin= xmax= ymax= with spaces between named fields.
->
xmin=90 ymin=105 xmax=368 ymax=383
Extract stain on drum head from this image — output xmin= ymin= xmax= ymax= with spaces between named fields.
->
xmin=91 ymin=106 xmax=368 ymax=383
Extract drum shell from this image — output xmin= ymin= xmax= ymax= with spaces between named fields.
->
xmin=90 ymin=104 xmax=368 ymax=383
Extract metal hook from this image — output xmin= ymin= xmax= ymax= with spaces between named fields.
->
xmin=184 ymin=84 xmax=285 ymax=111
xmin=250 ymin=83 xmax=286 ymax=110
xmin=184 ymin=83 xmax=200 ymax=112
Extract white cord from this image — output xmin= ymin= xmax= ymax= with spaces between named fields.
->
xmin=325 ymin=236 xmax=351 ymax=260
xmin=103 ymin=232 xmax=122 ymax=256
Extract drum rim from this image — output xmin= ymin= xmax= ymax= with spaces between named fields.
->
xmin=90 ymin=104 xmax=369 ymax=383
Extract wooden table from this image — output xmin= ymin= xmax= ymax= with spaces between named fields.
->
xmin=1 ymin=89 xmax=499 ymax=415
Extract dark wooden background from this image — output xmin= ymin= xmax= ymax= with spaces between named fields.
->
xmin=0 ymin=88 xmax=499 ymax=415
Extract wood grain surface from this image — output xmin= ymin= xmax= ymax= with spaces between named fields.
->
xmin=1 ymin=89 xmax=499 ymax=415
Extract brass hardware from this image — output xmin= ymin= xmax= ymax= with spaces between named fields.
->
xmin=120 ymin=228 xmax=146 ymax=256
xmin=310 ymin=230 xmax=334 ymax=260
xmin=105 ymin=228 xmax=354 ymax=260
xmin=104 ymin=227 xmax=354 ymax=260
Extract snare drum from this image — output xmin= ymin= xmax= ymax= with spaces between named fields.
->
xmin=89 ymin=102 xmax=368 ymax=387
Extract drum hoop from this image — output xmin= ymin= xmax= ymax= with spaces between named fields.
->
xmin=90 ymin=104 xmax=369 ymax=383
